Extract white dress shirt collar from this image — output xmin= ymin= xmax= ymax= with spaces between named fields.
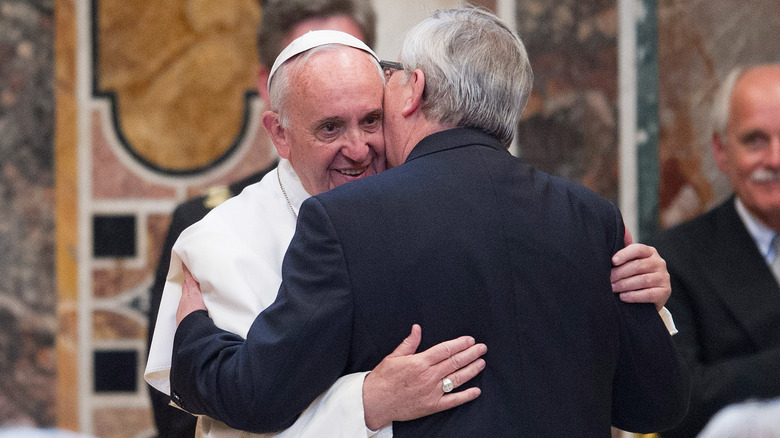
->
xmin=734 ymin=197 xmax=776 ymax=262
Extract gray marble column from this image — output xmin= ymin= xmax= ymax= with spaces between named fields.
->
xmin=636 ymin=0 xmax=660 ymax=240
xmin=0 ymin=0 xmax=57 ymax=427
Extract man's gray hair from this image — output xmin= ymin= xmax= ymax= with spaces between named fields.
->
xmin=257 ymin=0 xmax=376 ymax=69
xmin=398 ymin=7 xmax=533 ymax=147
xmin=711 ymin=66 xmax=747 ymax=143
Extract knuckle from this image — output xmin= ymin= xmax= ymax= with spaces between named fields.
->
xmin=448 ymin=354 xmax=463 ymax=371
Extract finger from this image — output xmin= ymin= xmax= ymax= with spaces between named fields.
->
xmin=612 ymin=271 xmax=647 ymax=292
xmin=618 ymin=288 xmax=663 ymax=304
xmin=610 ymin=260 xmax=650 ymax=284
xmin=388 ymin=324 xmax=422 ymax=358
xmin=418 ymin=335 xmax=476 ymax=366
xmin=445 ymin=357 xmax=486 ymax=391
xmin=611 ymin=253 xmax=663 ymax=283
xmin=182 ymin=263 xmax=199 ymax=291
xmin=177 ymin=263 xmax=207 ymax=325
xmin=434 ymin=387 xmax=482 ymax=413
xmin=617 ymin=285 xmax=670 ymax=308
xmin=611 ymin=243 xmax=652 ymax=267
xmin=612 ymin=269 xmax=668 ymax=293
xmin=438 ymin=343 xmax=487 ymax=378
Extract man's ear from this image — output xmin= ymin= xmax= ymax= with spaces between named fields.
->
xmin=402 ymin=69 xmax=426 ymax=117
xmin=712 ymin=132 xmax=729 ymax=173
xmin=257 ymin=65 xmax=271 ymax=108
xmin=262 ymin=110 xmax=290 ymax=159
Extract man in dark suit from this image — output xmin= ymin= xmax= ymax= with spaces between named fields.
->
xmin=652 ymin=63 xmax=780 ymax=437
xmin=170 ymin=8 xmax=690 ymax=436
xmin=145 ymin=1 xmax=377 ymax=436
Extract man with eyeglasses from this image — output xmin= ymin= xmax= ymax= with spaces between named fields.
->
xmin=167 ymin=8 xmax=687 ymax=436
xmin=147 ymin=31 xmax=489 ymax=438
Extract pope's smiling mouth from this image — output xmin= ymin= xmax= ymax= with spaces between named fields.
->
xmin=338 ymin=167 xmax=367 ymax=176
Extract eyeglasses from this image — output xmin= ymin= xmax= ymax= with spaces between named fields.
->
xmin=379 ymin=60 xmax=404 ymax=80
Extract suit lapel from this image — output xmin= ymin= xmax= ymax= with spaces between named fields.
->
xmin=704 ymin=200 xmax=780 ymax=347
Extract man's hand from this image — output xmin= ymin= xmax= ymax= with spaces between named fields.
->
xmin=362 ymin=324 xmax=487 ymax=430
xmin=176 ymin=264 xmax=207 ymax=326
xmin=611 ymin=240 xmax=671 ymax=311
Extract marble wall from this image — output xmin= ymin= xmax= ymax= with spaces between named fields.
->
xmin=516 ymin=0 xmax=621 ymax=201
xmin=0 ymin=0 xmax=57 ymax=428
xmin=657 ymin=0 xmax=780 ymax=229
xmin=2 ymin=0 xmax=779 ymax=434
xmin=56 ymin=0 xmax=269 ymax=435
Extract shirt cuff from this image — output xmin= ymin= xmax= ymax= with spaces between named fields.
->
xmin=364 ymin=371 xmax=393 ymax=437
xmin=658 ymin=306 xmax=678 ymax=335
xmin=369 ymin=425 xmax=394 ymax=438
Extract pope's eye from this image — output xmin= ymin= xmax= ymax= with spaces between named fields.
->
xmin=314 ymin=121 xmax=344 ymax=141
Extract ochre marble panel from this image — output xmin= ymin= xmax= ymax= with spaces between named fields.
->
xmin=93 ymin=311 xmax=145 ymax=341
xmin=96 ymin=0 xmax=261 ymax=171
xmin=93 ymin=407 xmax=154 ymax=438
xmin=92 ymin=267 xmax=149 ymax=300
xmin=55 ymin=0 xmax=79 ymax=430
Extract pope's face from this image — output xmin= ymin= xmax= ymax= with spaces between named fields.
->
xmin=279 ymin=49 xmax=386 ymax=195
xmin=714 ymin=65 xmax=780 ymax=225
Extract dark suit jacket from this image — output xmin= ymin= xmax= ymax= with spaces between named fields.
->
xmin=171 ymin=128 xmax=689 ymax=436
xmin=651 ymin=197 xmax=780 ymax=437
xmin=145 ymin=162 xmax=276 ymax=438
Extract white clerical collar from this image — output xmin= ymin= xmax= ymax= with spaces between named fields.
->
xmin=735 ymin=197 xmax=776 ymax=261
xmin=276 ymin=159 xmax=310 ymax=216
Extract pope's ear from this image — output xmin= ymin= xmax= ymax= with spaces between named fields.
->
xmin=263 ymin=111 xmax=290 ymax=159
xmin=402 ymin=69 xmax=425 ymax=117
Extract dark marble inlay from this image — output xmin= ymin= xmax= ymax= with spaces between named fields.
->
xmin=93 ymin=349 xmax=138 ymax=393
xmin=93 ymin=214 xmax=137 ymax=258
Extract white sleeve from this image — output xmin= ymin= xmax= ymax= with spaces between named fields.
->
xmin=144 ymin=247 xmax=185 ymax=395
xmin=145 ymin=208 xmax=394 ymax=437
xmin=273 ymin=372 xmax=391 ymax=438
xmin=198 ymin=372 xmax=393 ymax=438
xmin=144 ymin=220 xmax=278 ymax=395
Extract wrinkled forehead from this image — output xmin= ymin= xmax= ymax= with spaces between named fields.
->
xmin=294 ymin=47 xmax=384 ymax=102
xmin=272 ymin=44 xmax=384 ymax=113
xmin=298 ymin=45 xmax=381 ymax=80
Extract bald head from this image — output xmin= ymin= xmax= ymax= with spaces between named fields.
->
xmin=261 ymin=40 xmax=386 ymax=196
xmin=712 ymin=64 xmax=780 ymax=230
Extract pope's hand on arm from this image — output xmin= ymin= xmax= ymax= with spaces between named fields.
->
xmin=176 ymin=264 xmax=206 ymax=326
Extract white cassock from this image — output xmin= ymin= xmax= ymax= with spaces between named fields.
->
xmin=146 ymin=159 xmax=392 ymax=438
